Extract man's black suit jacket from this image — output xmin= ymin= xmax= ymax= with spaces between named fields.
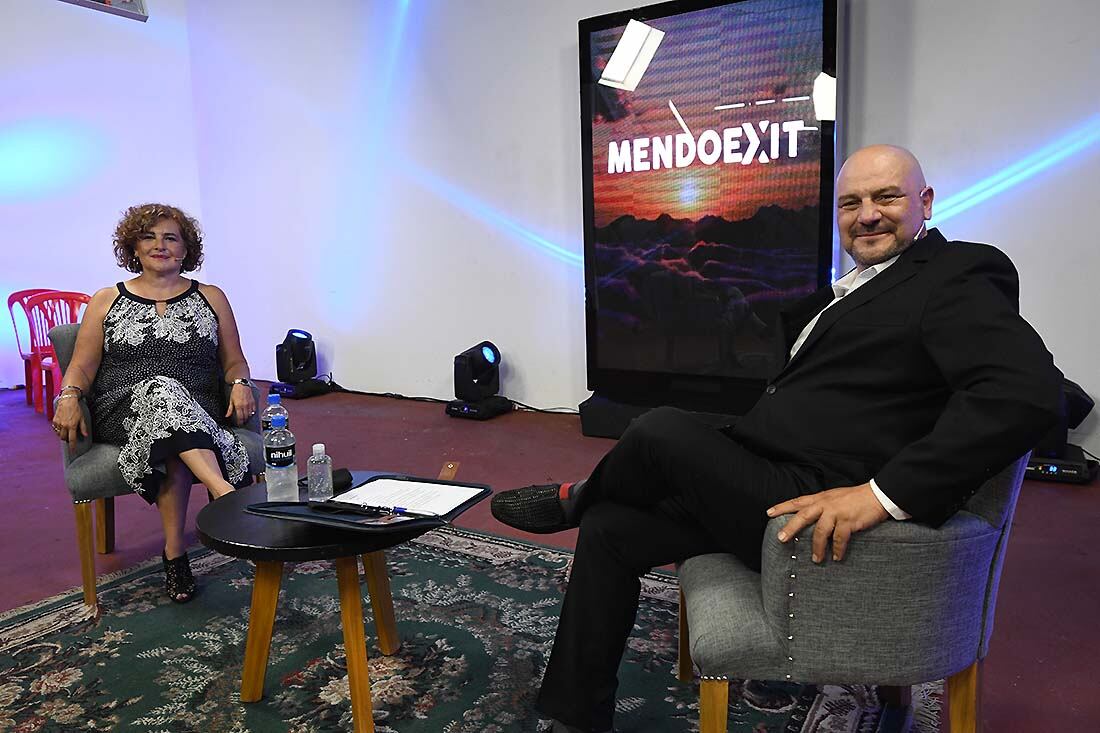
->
xmin=727 ymin=228 xmax=1062 ymax=527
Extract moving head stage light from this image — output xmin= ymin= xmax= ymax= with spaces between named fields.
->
xmin=447 ymin=341 xmax=512 ymax=420
xmin=272 ymin=329 xmax=330 ymax=399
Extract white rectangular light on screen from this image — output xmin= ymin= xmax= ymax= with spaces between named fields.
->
xmin=599 ymin=19 xmax=664 ymax=92
xmin=812 ymin=72 xmax=836 ymax=121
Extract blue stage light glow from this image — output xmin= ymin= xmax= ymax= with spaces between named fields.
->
xmin=314 ymin=0 xmax=414 ymax=320
xmin=290 ymin=330 xmax=311 ymax=339
xmin=482 ymin=345 xmax=497 ymax=364
xmin=0 ymin=120 xmax=106 ymax=199
xmin=403 ymin=163 xmax=583 ymax=268
xmin=931 ymin=116 xmax=1100 ymax=224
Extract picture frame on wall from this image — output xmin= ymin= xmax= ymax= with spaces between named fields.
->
xmin=57 ymin=0 xmax=149 ymax=23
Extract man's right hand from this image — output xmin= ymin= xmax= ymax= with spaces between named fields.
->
xmin=767 ymin=483 xmax=889 ymax=563
xmin=52 ymin=397 xmax=89 ymax=452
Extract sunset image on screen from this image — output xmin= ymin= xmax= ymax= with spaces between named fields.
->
xmin=584 ymin=0 xmax=827 ymax=379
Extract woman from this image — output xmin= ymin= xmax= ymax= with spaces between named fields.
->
xmin=51 ymin=203 xmax=256 ymax=603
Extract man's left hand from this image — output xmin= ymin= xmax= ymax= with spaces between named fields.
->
xmin=767 ymin=483 xmax=889 ymax=563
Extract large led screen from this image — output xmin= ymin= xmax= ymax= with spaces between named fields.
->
xmin=581 ymin=0 xmax=835 ymax=390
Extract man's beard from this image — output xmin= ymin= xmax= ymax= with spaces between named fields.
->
xmin=853 ymin=238 xmax=907 ymax=266
xmin=849 ymin=227 xmax=921 ymax=267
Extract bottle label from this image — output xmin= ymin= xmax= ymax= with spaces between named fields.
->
xmin=265 ymin=443 xmax=295 ymax=468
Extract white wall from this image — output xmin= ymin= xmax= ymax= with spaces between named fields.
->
xmin=0 ymin=0 xmax=203 ymax=381
xmin=4 ymin=0 xmax=1098 ymax=453
xmin=184 ymin=0 xmax=632 ymax=410
xmin=842 ymin=0 xmax=1100 ymax=454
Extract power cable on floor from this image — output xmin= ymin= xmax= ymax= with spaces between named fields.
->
xmin=323 ymin=374 xmax=577 ymax=414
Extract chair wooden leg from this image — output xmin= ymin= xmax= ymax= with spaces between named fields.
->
xmin=947 ymin=661 xmax=981 ymax=733
xmin=880 ymin=684 xmax=912 ymax=707
xmin=362 ymin=551 xmax=400 ymax=655
xmin=677 ymin=588 xmax=693 ymax=682
xmin=878 ymin=685 xmax=913 ymax=732
xmin=94 ymin=498 xmax=115 ymax=554
xmin=700 ymin=678 xmax=729 ymax=733
xmin=436 ymin=461 xmax=459 ymax=481
xmin=336 ymin=555 xmax=376 ymax=733
xmin=240 ymin=560 xmax=284 ymax=703
xmin=74 ymin=503 xmax=97 ymax=608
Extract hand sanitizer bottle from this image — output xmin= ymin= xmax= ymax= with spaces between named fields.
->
xmin=307 ymin=443 xmax=334 ymax=501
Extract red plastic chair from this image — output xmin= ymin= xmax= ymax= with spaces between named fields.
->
xmin=24 ymin=290 xmax=91 ymax=420
xmin=8 ymin=288 xmax=55 ymax=409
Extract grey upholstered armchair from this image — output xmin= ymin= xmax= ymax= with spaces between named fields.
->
xmin=677 ymin=455 xmax=1028 ymax=733
xmin=48 ymin=323 xmax=264 ymax=609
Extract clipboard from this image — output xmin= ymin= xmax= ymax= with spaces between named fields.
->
xmin=245 ymin=473 xmax=492 ymax=534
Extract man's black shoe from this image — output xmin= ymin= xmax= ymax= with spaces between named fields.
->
xmin=491 ymin=480 xmax=587 ymax=534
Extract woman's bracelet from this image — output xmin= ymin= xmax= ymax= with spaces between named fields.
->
xmin=60 ymin=385 xmax=83 ymax=396
xmin=53 ymin=393 xmax=79 ymax=409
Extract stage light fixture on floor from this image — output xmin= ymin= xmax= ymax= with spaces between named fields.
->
xmin=272 ymin=329 xmax=330 ymax=399
xmin=447 ymin=340 xmax=512 ymax=420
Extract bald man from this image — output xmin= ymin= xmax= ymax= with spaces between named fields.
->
xmin=492 ymin=145 xmax=1062 ymax=733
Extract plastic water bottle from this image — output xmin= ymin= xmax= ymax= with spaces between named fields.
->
xmin=261 ymin=393 xmax=289 ymax=435
xmin=264 ymin=414 xmax=298 ymax=502
xmin=307 ymin=443 xmax=334 ymax=501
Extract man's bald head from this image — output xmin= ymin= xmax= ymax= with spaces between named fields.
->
xmin=836 ymin=145 xmax=934 ymax=271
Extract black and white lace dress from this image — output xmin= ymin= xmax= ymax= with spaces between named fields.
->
xmin=91 ymin=280 xmax=249 ymax=502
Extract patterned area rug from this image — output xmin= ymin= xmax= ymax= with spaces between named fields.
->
xmin=0 ymin=528 xmax=940 ymax=732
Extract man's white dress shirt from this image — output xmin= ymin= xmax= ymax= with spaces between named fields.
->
xmin=787 ymin=255 xmax=911 ymax=520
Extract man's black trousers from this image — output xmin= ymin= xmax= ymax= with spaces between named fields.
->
xmin=535 ymin=406 xmax=817 ymax=731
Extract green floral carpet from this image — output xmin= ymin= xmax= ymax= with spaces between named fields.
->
xmin=0 ymin=527 xmax=939 ymax=732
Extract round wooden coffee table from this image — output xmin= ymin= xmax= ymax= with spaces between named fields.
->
xmin=197 ymin=466 xmax=458 ymax=733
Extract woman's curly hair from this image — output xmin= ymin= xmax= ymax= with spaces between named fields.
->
xmin=112 ymin=203 xmax=204 ymax=273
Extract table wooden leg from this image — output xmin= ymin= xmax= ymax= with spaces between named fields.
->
xmin=240 ymin=560 xmax=284 ymax=703
xmin=362 ymin=551 xmax=400 ymax=655
xmin=336 ymin=556 xmax=375 ymax=733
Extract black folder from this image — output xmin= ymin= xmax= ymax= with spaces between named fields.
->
xmin=245 ymin=473 xmax=492 ymax=534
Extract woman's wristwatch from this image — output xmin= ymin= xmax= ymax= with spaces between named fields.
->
xmin=229 ymin=378 xmax=254 ymax=388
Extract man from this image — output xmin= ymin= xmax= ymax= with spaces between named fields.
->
xmin=491 ymin=145 xmax=1062 ymax=733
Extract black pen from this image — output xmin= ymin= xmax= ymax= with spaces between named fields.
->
xmin=367 ymin=504 xmax=440 ymax=519
xmin=310 ymin=500 xmax=438 ymax=519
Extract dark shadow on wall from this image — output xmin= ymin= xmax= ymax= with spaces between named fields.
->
xmin=840 ymin=0 xmax=917 ymax=155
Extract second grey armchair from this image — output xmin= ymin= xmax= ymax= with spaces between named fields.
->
xmin=677 ymin=455 xmax=1028 ymax=733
